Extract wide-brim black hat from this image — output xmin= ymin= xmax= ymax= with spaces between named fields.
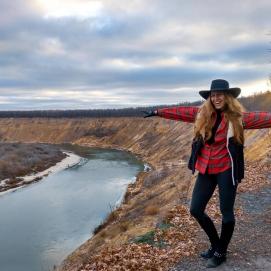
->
xmin=199 ymin=79 xmax=241 ymax=100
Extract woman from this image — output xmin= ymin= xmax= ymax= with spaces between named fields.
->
xmin=143 ymin=79 xmax=271 ymax=268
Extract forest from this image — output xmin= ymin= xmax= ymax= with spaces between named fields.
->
xmin=0 ymin=91 xmax=270 ymax=118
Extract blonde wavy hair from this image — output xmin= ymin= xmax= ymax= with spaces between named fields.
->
xmin=194 ymin=94 xmax=245 ymax=144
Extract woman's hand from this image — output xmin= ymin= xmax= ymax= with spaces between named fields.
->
xmin=142 ymin=110 xmax=158 ymax=118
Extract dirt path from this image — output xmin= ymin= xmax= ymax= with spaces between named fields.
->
xmin=170 ymin=178 xmax=271 ymax=271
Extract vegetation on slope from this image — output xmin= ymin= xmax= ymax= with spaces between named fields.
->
xmin=0 ymin=143 xmax=66 ymax=192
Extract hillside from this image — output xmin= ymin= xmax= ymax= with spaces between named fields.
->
xmin=0 ymin=116 xmax=270 ymax=270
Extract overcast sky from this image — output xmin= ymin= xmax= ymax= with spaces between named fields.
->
xmin=0 ymin=0 xmax=270 ymax=110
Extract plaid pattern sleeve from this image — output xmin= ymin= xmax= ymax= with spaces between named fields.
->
xmin=242 ymin=112 xmax=271 ymax=129
xmin=157 ymin=106 xmax=199 ymax=123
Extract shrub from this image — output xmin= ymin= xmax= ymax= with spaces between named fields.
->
xmin=93 ymin=209 xmax=119 ymax=235
xmin=119 ymin=221 xmax=130 ymax=232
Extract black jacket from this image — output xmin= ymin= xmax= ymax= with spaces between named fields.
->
xmin=188 ymin=135 xmax=244 ymax=186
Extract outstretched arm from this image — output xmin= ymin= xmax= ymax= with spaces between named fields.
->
xmin=156 ymin=106 xmax=199 ymax=123
xmin=242 ymin=111 xmax=271 ymax=129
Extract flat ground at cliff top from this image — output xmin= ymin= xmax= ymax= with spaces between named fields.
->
xmin=170 ymin=177 xmax=271 ymax=271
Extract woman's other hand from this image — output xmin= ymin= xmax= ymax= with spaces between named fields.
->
xmin=142 ymin=110 xmax=158 ymax=118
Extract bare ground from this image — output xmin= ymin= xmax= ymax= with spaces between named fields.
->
xmin=170 ymin=177 xmax=271 ymax=271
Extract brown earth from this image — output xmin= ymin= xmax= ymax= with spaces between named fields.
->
xmin=0 ymin=117 xmax=270 ymax=271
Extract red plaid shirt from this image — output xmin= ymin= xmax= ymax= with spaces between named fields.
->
xmin=157 ymin=106 xmax=271 ymax=174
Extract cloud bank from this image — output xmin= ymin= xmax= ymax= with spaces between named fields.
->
xmin=0 ymin=0 xmax=270 ymax=109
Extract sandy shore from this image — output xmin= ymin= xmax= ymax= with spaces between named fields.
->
xmin=0 ymin=151 xmax=82 ymax=196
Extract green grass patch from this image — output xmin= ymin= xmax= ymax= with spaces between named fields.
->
xmin=156 ymin=221 xmax=174 ymax=231
xmin=131 ymin=230 xmax=167 ymax=248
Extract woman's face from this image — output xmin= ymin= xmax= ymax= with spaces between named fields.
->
xmin=210 ymin=92 xmax=226 ymax=110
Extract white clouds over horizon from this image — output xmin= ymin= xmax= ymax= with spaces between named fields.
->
xmin=0 ymin=0 xmax=270 ymax=110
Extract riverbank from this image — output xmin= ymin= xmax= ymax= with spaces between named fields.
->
xmin=60 ymin=160 xmax=271 ymax=271
xmin=0 ymin=146 xmax=142 ymax=271
xmin=0 ymin=148 xmax=81 ymax=195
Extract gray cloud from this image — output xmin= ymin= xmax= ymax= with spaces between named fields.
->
xmin=0 ymin=0 xmax=270 ymax=109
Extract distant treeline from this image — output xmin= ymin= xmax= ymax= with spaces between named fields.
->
xmin=0 ymin=91 xmax=270 ymax=118
xmin=239 ymin=91 xmax=271 ymax=111
xmin=0 ymin=102 xmax=200 ymax=118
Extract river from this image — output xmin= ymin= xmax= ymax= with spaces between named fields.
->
xmin=0 ymin=145 xmax=144 ymax=271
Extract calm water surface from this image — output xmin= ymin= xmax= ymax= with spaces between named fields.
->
xmin=0 ymin=145 xmax=144 ymax=271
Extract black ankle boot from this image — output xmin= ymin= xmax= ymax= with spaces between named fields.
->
xmin=200 ymin=246 xmax=216 ymax=259
xmin=206 ymin=251 xmax=227 ymax=268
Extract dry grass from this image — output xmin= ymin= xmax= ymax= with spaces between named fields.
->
xmin=93 ymin=209 xmax=119 ymax=235
xmin=0 ymin=143 xmax=66 ymax=180
xmin=119 ymin=221 xmax=130 ymax=232
xmin=144 ymin=205 xmax=159 ymax=215
xmin=5 ymin=178 xmax=21 ymax=185
xmin=244 ymin=130 xmax=271 ymax=161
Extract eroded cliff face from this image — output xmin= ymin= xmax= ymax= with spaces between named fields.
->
xmin=0 ymin=117 xmax=270 ymax=270
xmin=0 ymin=117 xmax=269 ymax=162
xmin=0 ymin=117 xmax=195 ymax=166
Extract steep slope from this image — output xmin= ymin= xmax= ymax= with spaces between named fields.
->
xmin=0 ymin=117 xmax=270 ymax=270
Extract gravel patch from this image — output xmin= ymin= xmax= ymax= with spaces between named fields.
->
xmin=170 ymin=181 xmax=271 ymax=271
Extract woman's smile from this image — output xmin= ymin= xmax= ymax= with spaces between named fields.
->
xmin=211 ymin=92 xmax=226 ymax=110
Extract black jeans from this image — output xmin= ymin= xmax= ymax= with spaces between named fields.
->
xmin=190 ymin=168 xmax=237 ymax=253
